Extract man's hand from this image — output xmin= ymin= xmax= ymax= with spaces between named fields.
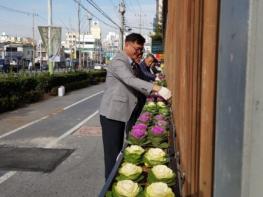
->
xmin=152 ymin=84 xmax=161 ymax=92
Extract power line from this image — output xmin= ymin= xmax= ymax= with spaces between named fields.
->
xmin=130 ymin=26 xmax=153 ymax=31
xmin=0 ymin=4 xmax=38 ymax=16
xmin=127 ymin=0 xmax=138 ymax=13
xmin=109 ymin=0 xmax=120 ymax=20
xmin=84 ymin=0 xmax=121 ymax=29
xmin=73 ymin=0 xmax=118 ymax=30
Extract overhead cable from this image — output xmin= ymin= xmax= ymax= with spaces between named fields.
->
xmin=84 ymin=0 xmax=121 ymax=29
xmin=0 ymin=4 xmax=38 ymax=16
xmin=73 ymin=0 xmax=118 ymax=30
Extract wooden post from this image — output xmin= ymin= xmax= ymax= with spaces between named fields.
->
xmin=164 ymin=0 xmax=219 ymax=196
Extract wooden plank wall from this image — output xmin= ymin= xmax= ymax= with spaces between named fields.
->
xmin=164 ymin=0 xmax=219 ymax=196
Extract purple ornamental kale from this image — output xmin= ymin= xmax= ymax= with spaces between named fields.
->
xmin=132 ymin=123 xmax=147 ymax=131
xmin=130 ymin=128 xmax=146 ymax=139
xmin=156 ymin=96 xmax=165 ymax=102
xmin=154 ymin=114 xmax=166 ymax=121
xmin=151 ymin=125 xmax=165 ymax=135
xmin=146 ymin=96 xmax=155 ymax=102
xmin=156 ymin=120 xmax=168 ymax=128
xmin=138 ymin=112 xmax=152 ymax=123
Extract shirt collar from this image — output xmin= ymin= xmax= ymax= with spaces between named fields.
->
xmin=121 ymin=51 xmax=133 ymax=65
xmin=127 ymin=56 xmax=133 ymax=65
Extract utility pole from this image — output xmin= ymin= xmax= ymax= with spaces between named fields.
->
xmin=40 ymin=41 xmax=42 ymax=71
xmin=88 ymin=15 xmax=92 ymax=34
xmin=139 ymin=12 xmax=142 ymax=34
xmin=119 ymin=0 xmax=125 ymax=50
xmin=32 ymin=11 xmax=35 ymax=70
xmin=48 ymin=0 xmax=53 ymax=74
xmin=77 ymin=0 xmax=82 ymax=69
xmin=87 ymin=15 xmax=92 ymax=68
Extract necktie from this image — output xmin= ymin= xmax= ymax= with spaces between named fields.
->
xmin=131 ymin=62 xmax=139 ymax=77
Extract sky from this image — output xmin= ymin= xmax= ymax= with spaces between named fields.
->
xmin=0 ymin=0 xmax=156 ymax=41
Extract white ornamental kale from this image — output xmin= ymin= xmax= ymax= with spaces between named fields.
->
xmin=125 ymin=145 xmax=145 ymax=155
xmin=113 ymin=180 xmax=142 ymax=197
xmin=147 ymin=101 xmax=156 ymax=107
xmin=152 ymin=165 xmax=174 ymax=179
xmin=124 ymin=145 xmax=145 ymax=164
xmin=156 ymin=101 xmax=166 ymax=108
xmin=147 ymin=165 xmax=176 ymax=186
xmin=144 ymin=148 xmax=168 ymax=167
xmin=119 ymin=163 xmax=142 ymax=177
xmin=145 ymin=182 xmax=175 ymax=197
xmin=116 ymin=163 xmax=143 ymax=181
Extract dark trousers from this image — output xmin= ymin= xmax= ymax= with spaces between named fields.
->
xmin=100 ymin=115 xmax=125 ymax=180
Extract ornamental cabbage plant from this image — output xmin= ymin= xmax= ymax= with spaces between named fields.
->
xmin=116 ymin=163 xmax=143 ymax=182
xmin=144 ymin=182 xmax=175 ymax=197
xmin=147 ymin=125 xmax=169 ymax=148
xmin=138 ymin=112 xmax=152 ymax=124
xmin=107 ymin=180 xmax=143 ymax=197
xmin=153 ymin=114 xmax=166 ymax=122
xmin=147 ymin=165 xmax=176 ymax=186
xmin=156 ymin=101 xmax=166 ymax=109
xmin=158 ymin=107 xmax=170 ymax=117
xmin=156 ymin=120 xmax=169 ymax=129
xmin=127 ymin=127 xmax=149 ymax=146
xmin=143 ymin=101 xmax=158 ymax=115
xmin=144 ymin=148 xmax=168 ymax=167
xmin=124 ymin=145 xmax=145 ymax=164
xmin=127 ymin=122 xmax=151 ymax=146
xmin=132 ymin=123 xmax=148 ymax=131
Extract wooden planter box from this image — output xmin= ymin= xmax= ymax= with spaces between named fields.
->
xmin=99 ymin=118 xmax=182 ymax=197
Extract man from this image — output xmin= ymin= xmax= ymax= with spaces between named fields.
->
xmin=138 ymin=53 xmax=156 ymax=82
xmin=126 ymin=53 xmax=162 ymax=134
xmin=99 ymin=33 xmax=171 ymax=180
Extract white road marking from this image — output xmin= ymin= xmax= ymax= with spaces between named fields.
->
xmin=45 ymin=110 xmax=99 ymax=148
xmin=0 ymin=110 xmax=100 ymax=185
xmin=0 ymin=116 xmax=49 ymax=139
xmin=0 ymin=91 xmax=103 ymax=140
xmin=0 ymin=91 xmax=103 ymax=185
xmin=63 ymin=91 xmax=104 ymax=110
xmin=0 ymin=171 xmax=16 ymax=185
xmin=0 ymin=110 xmax=99 ymax=185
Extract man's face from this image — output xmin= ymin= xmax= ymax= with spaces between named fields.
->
xmin=125 ymin=41 xmax=144 ymax=61
xmin=145 ymin=57 xmax=154 ymax=67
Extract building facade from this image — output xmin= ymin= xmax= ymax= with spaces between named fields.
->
xmin=64 ymin=21 xmax=102 ymax=65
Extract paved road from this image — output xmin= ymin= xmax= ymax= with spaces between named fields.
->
xmin=0 ymin=84 xmax=106 ymax=197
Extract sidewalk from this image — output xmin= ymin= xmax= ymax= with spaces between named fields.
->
xmin=0 ymin=84 xmax=105 ymax=197
xmin=0 ymin=83 xmax=105 ymax=135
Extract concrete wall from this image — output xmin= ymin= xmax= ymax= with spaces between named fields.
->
xmin=242 ymin=0 xmax=263 ymax=196
xmin=214 ymin=0 xmax=249 ymax=196
xmin=214 ymin=0 xmax=263 ymax=196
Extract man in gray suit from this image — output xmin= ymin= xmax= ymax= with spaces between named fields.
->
xmin=99 ymin=33 xmax=171 ymax=180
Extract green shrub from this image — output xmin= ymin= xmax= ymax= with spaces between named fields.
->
xmin=23 ymin=90 xmax=44 ymax=103
xmin=0 ymin=70 xmax=106 ymax=113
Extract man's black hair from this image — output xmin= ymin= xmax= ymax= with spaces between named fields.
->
xmin=146 ymin=53 xmax=158 ymax=62
xmin=125 ymin=33 xmax=145 ymax=45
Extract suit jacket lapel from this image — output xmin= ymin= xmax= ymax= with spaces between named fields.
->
xmin=120 ymin=51 xmax=134 ymax=73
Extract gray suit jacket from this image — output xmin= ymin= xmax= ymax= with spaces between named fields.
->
xmin=99 ymin=51 xmax=153 ymax=122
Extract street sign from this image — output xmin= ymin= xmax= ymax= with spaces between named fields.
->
xmin=38 ymin=26 xmax=62 ymax=61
